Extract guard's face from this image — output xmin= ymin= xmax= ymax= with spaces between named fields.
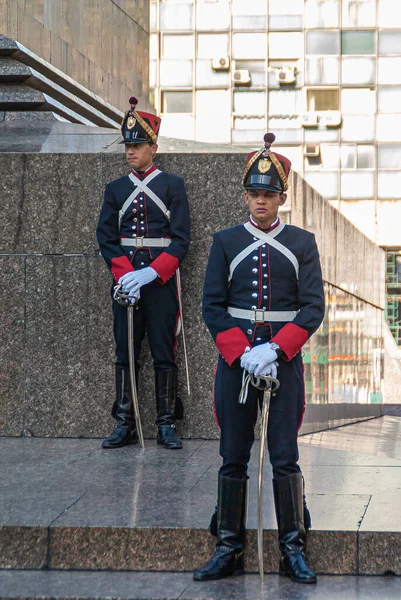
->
xmin=125 ymin=142 xmax=158 ymax=171
xmin=244 ymin=189 xmax=287 ymax=225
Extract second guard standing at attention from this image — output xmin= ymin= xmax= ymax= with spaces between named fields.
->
xmin=97 ymin=97 xmax=190 ymax=450
xmin=194 ymin=133 xmax=324 ymax=583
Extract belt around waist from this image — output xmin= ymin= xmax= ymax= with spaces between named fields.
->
xmin=227 ymin=307 xmax=298 ymax=323
xmin=120 ymin=237 xmax=172 ymax=248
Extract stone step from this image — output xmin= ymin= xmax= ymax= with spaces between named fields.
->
xmin=0 ymin=35 xmax=122 ymax=126
xmin=1 ymin=570 xmax=401 ymax=600
xmin=0 ymin=58 xmax=31 ymax=82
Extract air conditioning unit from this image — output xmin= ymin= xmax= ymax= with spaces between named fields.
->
xmin=304 ymin=144 xmax=320 ymax=158
xmin=277 ymin=67 xmax=296 ymax=85
xmin=318 ymin=110 xmax=342 ymax=128
xmin=233 ymin=69 xmax=251 ymax=86
xmin=212 ymin=56 xmax=230 ymax=71
xmin=301 ymin=112 xmax=318 ymax=127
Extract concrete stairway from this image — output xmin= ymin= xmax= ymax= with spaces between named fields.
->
xmin=0 ymin=35 xmax=122 ymax=127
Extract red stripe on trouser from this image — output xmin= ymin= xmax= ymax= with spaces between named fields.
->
xmin=212 ymin=359 xmax=220 ymax=427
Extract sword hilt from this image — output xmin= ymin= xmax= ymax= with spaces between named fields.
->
xmin=113 ymin=283 xmax=139 ymax=307
xmin=250 ymin=374 xmax=280 ymax=393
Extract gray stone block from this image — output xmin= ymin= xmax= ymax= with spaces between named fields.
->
xmin=0 ymin=153 xmax=103 ymax=254
xmin=0 ymin=256 xmax=25 ymax=436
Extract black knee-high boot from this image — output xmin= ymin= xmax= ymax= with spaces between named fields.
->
xmin=273 ymin=473 xmax=317 ymax=584
xmin=193 ymin=475 xmax=247 ymax=581
xmin=102 ymin=365 xmax=138 ymax=449
xmin=155 ymin=369 xmax=182 ymax=449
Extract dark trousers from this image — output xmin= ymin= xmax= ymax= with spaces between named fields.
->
xmin=214 ymin=353 xmax=305 ymax=480
xmin=112 ymin=275 xmax=179 ymax=370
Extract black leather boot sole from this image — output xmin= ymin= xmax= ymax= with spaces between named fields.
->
xmin=102 ymin=428 xmax=138 ymax=449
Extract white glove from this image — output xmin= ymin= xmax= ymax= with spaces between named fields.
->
xmin=260 ymin=361 xmax=278 ymax=380
xmin=128 ymin=288 xmax=140 ymax=304
xmin=119 ymin=267 xmax=158 ymax=296
xmin=240 ymin=342 xmax=278 ymax=377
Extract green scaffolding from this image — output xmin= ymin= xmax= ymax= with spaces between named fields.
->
xmin=385 ymin=249 xmax=401 ymax=346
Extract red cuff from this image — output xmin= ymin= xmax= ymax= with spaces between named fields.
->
xmin=216 ymin=327 xmax=250 ymax=366
xmin=271 ymin=323 xmax=309 ymax=361
xmin=111 ymin=256 xmax=134 ymax=283
xmin=151 ymin=252 xmax=179 ymax=284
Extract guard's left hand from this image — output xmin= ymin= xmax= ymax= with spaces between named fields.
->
xmin=240 ymin=342 xmax=278 ymax=377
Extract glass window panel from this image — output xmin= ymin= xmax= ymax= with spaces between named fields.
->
xmin=234 ymin=91 xmax=267 ymax=115
xmin=269 ymin=128 xmax=303 ymax=143
xmin=159 ymin=60 xmax=193 ymax=86
xmin=269 ymin=33 xmax=303 ymax=59
xmin=358 ymin=145 xmax=375 ymax=168
xmin=377 ymin=114 xmax=401 ymax=142
xmin=161 ymin=91 xmax=193 ymax=113
xmin=150 ymin=1 xmax=157 ymax=32
xmin=306 ymin=57 xmax=339 ymax=85
xmin=342 ymin=0 xmax=376 ymax=28
xmin=378 ymin=57 xmax=401 ymax=84
xmin=162 ymin=35 xmax=194 ymax=58
xmin=236 ymin=60 xmax=266 ymax=86
xmin=306 ymin=31 xmax=340 ymax=55
xmin=196 ymin=59 xmax=230 ymax=87
xmin=378 ymin=144 xmax=401 ymax=168
xmin=341 ymin=89 xmax=376 ymax=114
xmin=232 ymin=0 xmax=267 ymax=15
xmin=342 ymin=31 xmax=375 ymax=55
xmin=378 ymin=172 xmax=401 ymax=198
xmin=269 ymin=0 xmax=304 ymax=15
xmin=379 ymin=30 xmax=401 ymax=55
xmin=273 ymin=146 xmax=303 ymax=171
xmin=304 ymin=172 xmax=338 ymax=198
xmin=197 ymin=34 xmax=228 ymax=59
xmin=342 ymin=57 xmax=375 ymax=84
xmin=305 ymin=129 xmax=340 ymax=142
xmin=150 ymin=34 xmax=159 ymax=60
xmin=195 ymin=90 xmax=230 ymax=143
xmin=341 ymin=144 xmax=357 ymax=168
xmin=196 ymin=0 xmax=230 ymax=31
xmin=269 ymin=16 xmax=303 ymax=30
xmin=341 ymin=115 xmax=375 ymax=141
xmin=269 ymin=90 xmax=302 ymax=114
xmin=341 ymin=172 xmax=374 ymax=198
xmin=160 ymin=114 xmax=194 ymax=141
xmin=232 ymin=128 xmax=266 ymax=143
xmin=379 ymin=1 xmax=401 ymax=28
xmin=307 ymin=89 xmax=339 ymax=111
xmin=233 ymin=33 xmax=267 ymax=59
xmin=160 ymin=3 xmax=194 ymax=30
xmin=378 ymin=87 xmax=401 ymax=112
xmin=150 ymin=60 xmax=157 ymax=88
xmin=305 ymin=0 xmax=339 ymax=28
xmin=306 ymin=144 xmax=339 ymax=169
xmin=233 ymin=15 xmax=267 ymax=29
xmin=233 ymin=117 xmax=266 ymax=130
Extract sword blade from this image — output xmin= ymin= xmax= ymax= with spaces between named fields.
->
xmin=257 ymin=386 xmax=271 ymax=579
xmin=176 ymin=268 xmax=191 ymax=396
xmin=128 ymin=306 xmax=145 ymax=449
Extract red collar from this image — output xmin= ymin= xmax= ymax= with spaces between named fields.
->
xmin=131 ymin=164 xmax=157 ymax=180
xmin=249 ymin=216 xmax=280 ymax=233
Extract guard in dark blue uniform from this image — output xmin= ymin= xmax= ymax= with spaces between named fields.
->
xmin=194 ymin=134 xmax=324 ymax=583
xmin=97 ymin=97 xmax=190 ymax=450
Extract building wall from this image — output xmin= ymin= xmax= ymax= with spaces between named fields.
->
xmin=150 ymin=0 xmax=401 ymax=248
xmin=0 ymin=149 xmax=385 ymax=439
xmin=0 ymin=0 xmax=151 ymax=112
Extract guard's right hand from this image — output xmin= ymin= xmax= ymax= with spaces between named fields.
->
xmin=128 ymin=288 xmax=140 ymax=304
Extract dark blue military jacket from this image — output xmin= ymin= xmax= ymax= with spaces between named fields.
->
xmin=96 ymin=166 xmax=190 ymax=283
xmin=202 ymin=219 xmax=325 ymax=366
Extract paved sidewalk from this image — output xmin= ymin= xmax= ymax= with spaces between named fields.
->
xmin=0 ymin=416 xmax=400 ymax=579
